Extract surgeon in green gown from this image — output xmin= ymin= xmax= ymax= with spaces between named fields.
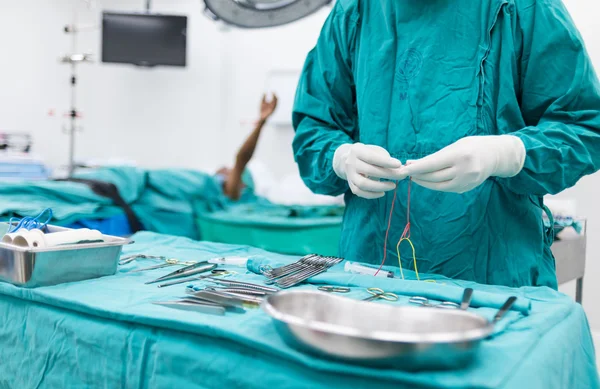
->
xmin=292 ymin=0 xmax=600 ymax=288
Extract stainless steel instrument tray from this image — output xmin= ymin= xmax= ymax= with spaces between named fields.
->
xmin=0 ymin=223 xmax=132 ymax=287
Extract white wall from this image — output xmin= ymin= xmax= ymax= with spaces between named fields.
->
xmin=0 ymin=0 xmax=329 ymax=175
xmin=0 ymin=0 xmax=226 ymax=172
xmin=219 ymin=11 xmax=329 ymax=178
xmin=0 ymin=1 xmax=599 ymax=334
xmin=556 ymin=0 xmax=600 ymax=336
xmin=0 ymin=1 xmax=70 ymax=166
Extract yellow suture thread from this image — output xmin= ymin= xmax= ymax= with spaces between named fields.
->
xmin=396 ymin=237 xmax=420 ymax=281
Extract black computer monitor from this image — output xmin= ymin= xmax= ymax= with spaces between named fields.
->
xmin=101 ymin=12 xmax=187 ymax=67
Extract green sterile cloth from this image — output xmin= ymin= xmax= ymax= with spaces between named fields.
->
xmin=247 ymin=257 xmax=531 ymax=315
xmin=0 ymin=180 xmax=123 ymax=224
xmin=0 ymin=232 xmax=596 ymax=389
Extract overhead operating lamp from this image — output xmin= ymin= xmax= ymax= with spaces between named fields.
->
xmin=202 ymin=0 xmax=333 ymax=29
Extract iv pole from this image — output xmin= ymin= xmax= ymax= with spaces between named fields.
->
xmin=67 ymin=18 xmax=78 ymax=178
xmin=60 ymin=1 xmax=93 ymax=177
xmin=59 ymin=0 xmax=146 ymax=176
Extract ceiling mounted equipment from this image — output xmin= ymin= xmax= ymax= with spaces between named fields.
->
xmin=203 ymin=0 xmax=333 ymax=29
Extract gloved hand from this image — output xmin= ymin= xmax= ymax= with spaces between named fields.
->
xmin=400 ymin=135 xmax=526 ymax=193
xmin=333 ymin=143 xmax=403 ymax=199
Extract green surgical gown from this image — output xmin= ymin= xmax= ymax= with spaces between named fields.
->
xmin=292 ymin=0 xmax=600 ymax=288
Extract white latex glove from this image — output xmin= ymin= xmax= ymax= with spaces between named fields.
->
xmin=401 ymin=135 xmax=526 ymax=193
xmin=333 ymin=143 xmax=403 ymax=199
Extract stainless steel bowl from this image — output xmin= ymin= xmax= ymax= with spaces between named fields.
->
xmin=263 ymin=290 xmax=498 ymax=370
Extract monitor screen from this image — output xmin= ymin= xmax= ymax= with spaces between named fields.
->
xmin=102 ymin=12 xmax=187 ymax=67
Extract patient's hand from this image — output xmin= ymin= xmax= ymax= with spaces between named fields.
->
xmin=259 ymin=93 xmax=278 ymax=122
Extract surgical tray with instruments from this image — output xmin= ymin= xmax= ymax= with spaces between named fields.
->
xmin=0 ymin=223 xmax=131 ymax=287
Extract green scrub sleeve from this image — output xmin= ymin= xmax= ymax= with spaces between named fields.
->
xmin=502 ymin=0 xmax=600 ymax=196
xmin=292 ymin=2 xmax=358 ymax=196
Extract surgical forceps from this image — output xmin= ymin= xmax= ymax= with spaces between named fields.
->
xmin=318 ymin=286 xmax=351 ymax=293
xmin=145 ymin=262 xmax=217 ymax=285
xmin=153 ymin=300 xmax=227 ymax=316
xmin=408 ymin=296 xmax=460 ymax=309
xmin=131 ymin=258 xmax=197 ymax=273
xmin=362 ymin=288 xmax=399 ymax=302
xmin=157 ymin=269 xmax=233 ymax=288
xmin=119 ymin=254 xmax=165 ymax=266
xmin=206 ymin=278 xmax=278 ymax=294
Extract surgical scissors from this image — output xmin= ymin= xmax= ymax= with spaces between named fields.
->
xmin=131 ymin=258 xmax=197 ymax=273
xmin=119 ymin=254 xmax=166 ymax=266
xmin=145 ymin=262 xmax=217 ymax=285
xmin=362 ymin=287 xmax=398 ymax=302
xmin=318 ymin=286 xmax=351 ymax=293
xmin=408 ymin=296 xmax=460 ymax=309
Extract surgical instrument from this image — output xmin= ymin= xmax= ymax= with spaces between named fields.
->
xmin=262 ymin=254 xmax=318 ymax=279
xmin=362 ymin=287 xmax=399 ymax=302
xmin=206 ymin=278 xmax=278 ymax=293
xmin=263 ymin=255 xmax=344 ymax=289
xmin=156 ymin=269 xmax=232 ymax=288
xmin=145 ymin=262 xmax=217 ymax=285
xmin=276 ymin=256 xmax=343 ymax=288
xmin=132 ymin=258 xmax=198 ymax=273
xmin=185 ymin=296 xmax=246 ymax=314
xmin=409 ymin=296 xmax=460 ymax=309
xmin=204 ymin=288 xmax=266 ymax=301
xmin=206 ymin=287 xmax=269 ymax=297
xmin=318 ymin=286 xmax=351 ymax=293
xmin=153 ymin=299 xmax=226 ymax=316
xmin=208 ymin=256 xmax=248 ymax=267
xmin=119 ymin=254 xmax=165 ymax=266
xmin=495 ymin=296 xmax=517 ymax=321
xmin=263 ymin=254 xmax=343 ymax=281
xmin=190 ymin=289 xmax=262 ymax=309
xmin=460 ymin=288 xmax=474 ymax=310
xmin=344 ymin=261 xmax=394 ymax=278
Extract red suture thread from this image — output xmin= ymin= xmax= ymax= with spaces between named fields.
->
xmin=374 ymin=185 xmax=398 ymax=276
xmin=404 ymin=179 xmax=412 ymax=239
xmin=375 ymin=179 xmax=413 ymax=276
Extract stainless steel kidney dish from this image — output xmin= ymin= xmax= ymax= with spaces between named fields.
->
xmin=262 ymin=290 xmax=515 ymax=370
